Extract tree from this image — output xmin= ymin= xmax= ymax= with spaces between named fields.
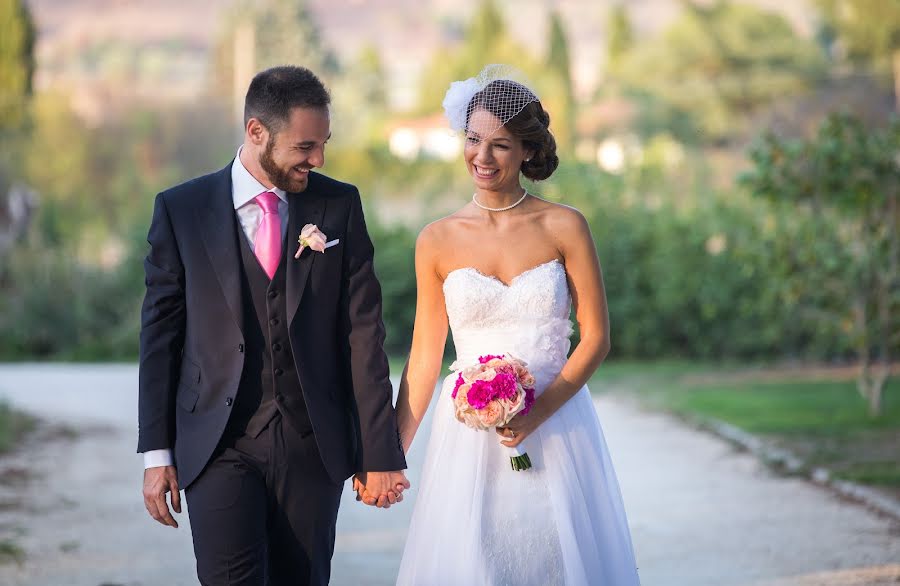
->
xmin=331 ymin=44 xmax=389 ymax=143
xmin=614 ymin=1 xmax=826 ymax=142
xmin=0 ymin=0 xmax=34 ymax=134
xmin=354 ymin=45 xmax=388 ymax=110
xmin=817 ymin=0 xmax=900 ymax=111
xmin=251 ymin=0 xmax=338 ymax=73
xmin=0 ymin=0 xmax=35 ymax=264
xmin=543 ymin=10 xmax=575 ymax=151
xmin=416 ymin=0 xmax=540 ymax=114
xmin=741 ymin=114 xmax=900 ymax=416
xmin=607 ymin=5 xmax=634 ymax=69
xmin=211 ymin=0 xmax=339 ymax=117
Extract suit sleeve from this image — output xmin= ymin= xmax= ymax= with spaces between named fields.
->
xmin=137 ymin=193 xmax=186 ymax=454
xmin=340 ymin=189 xmax=407 ymax=472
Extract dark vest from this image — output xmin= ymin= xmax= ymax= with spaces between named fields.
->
xmin=228 ymin=218 xmax=312 ymax=438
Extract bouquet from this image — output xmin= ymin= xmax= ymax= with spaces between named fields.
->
xmin=451 ymin=354 xmax=537 ymax=471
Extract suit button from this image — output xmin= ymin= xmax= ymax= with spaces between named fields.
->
xmin=274 ymin=368 xmax=283 ymax=377
xmin=225 ymin=397 xmax=233 ymax=406
xmin=270 ymin=318 xmax=279 ymax=326
xmin=272 ymin=343 xmax=282 ymax=352
xmin=268 ymin=290 xmax=278 ymax=299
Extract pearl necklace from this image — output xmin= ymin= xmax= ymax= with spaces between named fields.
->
xmin=472 ymin=190 xmax=529 ymax=212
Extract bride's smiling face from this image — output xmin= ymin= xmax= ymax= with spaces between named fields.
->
xmin=464 ymin=109 xmax=532 ymax=192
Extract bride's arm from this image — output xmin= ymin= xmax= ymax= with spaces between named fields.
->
xmin=501 ymin=207 xmax=610 ymax=446
xmin=396 ymin=224 xmax=449 ymax=453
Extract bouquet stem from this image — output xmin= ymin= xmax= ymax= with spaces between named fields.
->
xmin=506 ymin=440 xmax=533 ymax=471
xmin=510 ymin=452 xmax=532 ymax=471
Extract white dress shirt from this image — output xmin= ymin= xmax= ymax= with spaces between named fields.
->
xmin=143 ymin=147 xmax=288 ymax=469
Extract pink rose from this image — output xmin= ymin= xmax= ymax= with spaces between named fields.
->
xmin=474 ymin=368 xmax=497 ymax=382
xmin=462 ymin=410 xmax=482 ymax=429
xmin=477 ymin=400 xmax=505 ymax=427
xmin=506 ymin=387 xmax=526 ymax=416
xmin=454 ymin=382 xmax=471 ymax=404
xmin=294 ymin=224 xmax=327 ymax=258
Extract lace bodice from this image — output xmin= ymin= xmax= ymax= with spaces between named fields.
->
xmin=443 ymin=259 xmax=573 ymax=384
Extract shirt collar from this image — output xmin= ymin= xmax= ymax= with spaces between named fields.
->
xmin=231 ymin=146 xmax=288 ymax=210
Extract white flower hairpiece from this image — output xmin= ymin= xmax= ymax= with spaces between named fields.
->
xmin=441 ymin=64 xmax=539 ymax=137
xmin=442 ymin=78 xmax=480 ymax=132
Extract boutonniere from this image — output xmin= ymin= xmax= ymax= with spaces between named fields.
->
xmin=295 ymin=224 xmax=327 ymax=258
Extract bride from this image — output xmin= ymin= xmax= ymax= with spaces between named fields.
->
xmin=387 ymin=66 xmax=640 ymax=585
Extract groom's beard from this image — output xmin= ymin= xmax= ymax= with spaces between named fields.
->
xmin=259 ymin=136 xmax=308 ymax=193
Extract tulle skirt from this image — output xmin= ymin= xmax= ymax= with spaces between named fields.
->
xmin=396 ymin=374 xmax=641 ymax=585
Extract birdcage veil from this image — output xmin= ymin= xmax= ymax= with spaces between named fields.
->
xmin=442 ymin=64 xmax=539 ymax=138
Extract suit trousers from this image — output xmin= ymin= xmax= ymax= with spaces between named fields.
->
xmin=185 ymin=413 xmax=343 ymax=586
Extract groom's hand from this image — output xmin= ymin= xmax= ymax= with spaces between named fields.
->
xmin=143 ymin=465 xmax=181 ymax=528
xmin=354 ymin=471 xmax=410 ymax=508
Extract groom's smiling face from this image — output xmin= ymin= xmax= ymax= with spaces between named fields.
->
xmin=257 ymin=106 xmax=331 ymax=193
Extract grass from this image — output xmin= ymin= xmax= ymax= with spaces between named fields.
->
xmin=0 ymin=539 xmax=24 ymax=565
xmin=0 ymin=403 xmax=38 ymax=566
xmin=0 ymin=402 xmax=35 ymax=454
xmin=591 ymin=360 xmax=900 ymax=492
xmin=666 ymin=379 xmax=900 ymax=435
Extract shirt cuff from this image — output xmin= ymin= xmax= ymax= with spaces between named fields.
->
xmin=143 ymin=449 xmax=174 ymax=469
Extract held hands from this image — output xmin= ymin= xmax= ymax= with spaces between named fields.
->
xmin=143 ymin=465 xmax=181 ymax=528
xmin=352 ymin=471 xmax=410 ymax=509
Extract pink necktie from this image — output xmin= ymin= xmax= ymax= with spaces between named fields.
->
xmin=254 ymin=191 xmax=282 ymax=279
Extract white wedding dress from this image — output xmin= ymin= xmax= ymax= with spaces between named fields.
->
xmin=397 ymin=259 xmax=640 ymax=585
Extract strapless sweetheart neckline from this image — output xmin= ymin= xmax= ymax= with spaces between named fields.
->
xmin=445 ymin=258 xmax=561 ymax=288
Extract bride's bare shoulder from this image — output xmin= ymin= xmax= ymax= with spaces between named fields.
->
xmin=416 ymin=208 xmax=474 ymax=249
xmin=531 ymin=198 xmax=589 ymax=232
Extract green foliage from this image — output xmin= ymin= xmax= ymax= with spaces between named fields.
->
xmin=329 ymin=45 xmax=389 ymax=145
xmin=606 ymin=5 xmax=634 ymax=67
xmin=611 ymin=1 xmax=827 ymax=142
xmin=415 ymin=0 xmax=540 ymax=114
xmin=543 ymin=11 xmax=575 ymax=152
xmin=0 ymin=0 xmax=34 ymax=134
xmin=817 ymin=0 xmax=900 ymax=65
xmin=251 ymin=0 xmax=338 ymax=73
xmin=0 ymin=88 xmax=235 ymax=359
xmin=369 ymin=219 xmax=417 ymax=356
xmin=0 ymin=401 xmax=35 ymax=453
xmin=740 ymin=113 xmax=900 ymax=332
xmin=0 ymin=234 xmax=146 ymax=360
xmin=740 ymin=113 xmax=900 ymax=413
xmin=212 ymin=0 xmax=338 ymax=106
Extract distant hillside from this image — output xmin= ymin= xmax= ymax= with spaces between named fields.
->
xmin=26 ymin=0 xmax=818 ymax=103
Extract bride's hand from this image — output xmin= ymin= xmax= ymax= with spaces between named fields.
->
xmin=353 ymin=471 xmax=410 ymax=508
xmin=496 ymin=405 xmax=548 ymax=448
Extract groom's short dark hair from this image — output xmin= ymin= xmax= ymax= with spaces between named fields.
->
xmin=244 ymin=66 xmax=331 ymax=133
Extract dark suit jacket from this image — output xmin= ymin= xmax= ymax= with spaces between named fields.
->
xmin=137 ymin=164 xmax=406 ymax=489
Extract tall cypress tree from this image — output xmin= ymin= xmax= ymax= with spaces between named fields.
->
xmin=545 ymin=10 xmax=575 ymax=151
xmin=0 ymin=0 xmax=35 ymax=135
xmin=607 ymin=5 xmax=634 ymax=67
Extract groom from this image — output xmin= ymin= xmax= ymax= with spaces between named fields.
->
xmin=138 ymin=65 xmax=408 ymax=585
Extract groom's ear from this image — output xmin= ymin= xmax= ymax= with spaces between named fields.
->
xmin=247 ymin=117 xmax=269 ymax=146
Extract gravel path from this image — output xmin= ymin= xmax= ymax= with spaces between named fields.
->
xmin=0 ymin=364 xmax=897 ymax=586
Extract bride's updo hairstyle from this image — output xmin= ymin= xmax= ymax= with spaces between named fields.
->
xmin=467 ymin=80 xmax=559 ymax=181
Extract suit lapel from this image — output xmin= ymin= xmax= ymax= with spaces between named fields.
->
xmin=287 ymin=175 xmax=325 ymax=325
xmin=196 ymin=164 xmax=244 ymax=334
